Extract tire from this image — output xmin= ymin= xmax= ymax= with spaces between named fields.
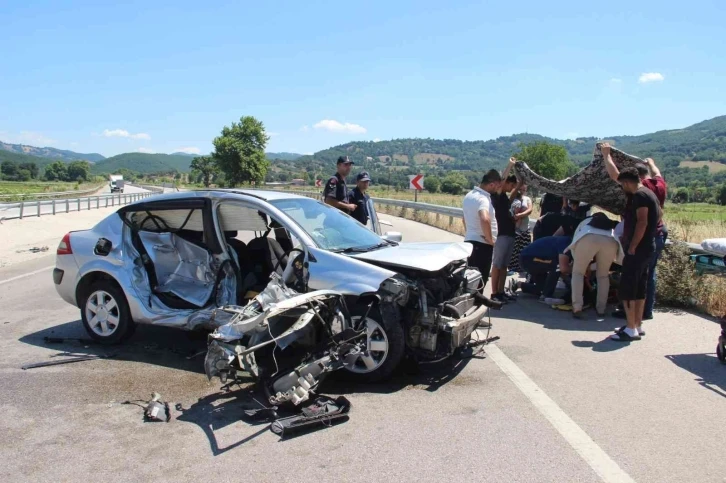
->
xmin=343 ymin=306 xmax=405 ymax=383
xmin=80 ymin=281 xmax=135 ymax=344
xmin=717 ymin=341 xmax=726 ymax=364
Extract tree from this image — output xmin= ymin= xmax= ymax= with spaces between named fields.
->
xmin=424 ymin=175 xmax=441 ymax=193
xmin=190 ymin=155 xmax=218 ymax=187
xmin=19 ymin=162 xmax=39 ymax=179
xmin=513 ymin=142 xmax=574 ymax=181
xmin=1 ymin=161 xmax=18 ymax=180
xmin=673 ymin=187 xmax=689 ymax=204
xmin=440 ymin=172 xmax=468 ymax=195
xmin=66 ymin=161 xmax=90 ymax=181
xmin=718 ymin=184 xmax=726 ymax=206
xmin=212 ymin=116 xmax=269 ymax=186
xmin=44 ymin=161 xmax=68 ymax=181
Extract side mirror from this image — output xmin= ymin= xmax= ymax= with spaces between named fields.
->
xmin=382 ymin=231 xmax=402 ymax=243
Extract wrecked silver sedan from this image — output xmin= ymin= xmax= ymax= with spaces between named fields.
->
xmin=53 ymin=190 xmax=499 ymax=381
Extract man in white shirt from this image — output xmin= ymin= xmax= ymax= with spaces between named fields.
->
xmin=462 ymin=169 xmax=501 ymax=290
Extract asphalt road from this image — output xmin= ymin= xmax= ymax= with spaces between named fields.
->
xmin=0 ymin=214 xmax=724 ymax=482
xmin=0 ymin=183 xmax=150 ymax=219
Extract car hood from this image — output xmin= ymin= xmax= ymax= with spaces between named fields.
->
xmin=350 ymin=242 xmax=472 ymax=272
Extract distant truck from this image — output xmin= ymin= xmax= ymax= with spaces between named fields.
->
xmin=109 ymin=175 xmax=125 ymax=193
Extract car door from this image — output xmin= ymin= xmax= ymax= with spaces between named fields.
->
xmin=118 ymin=197 xmax=236 ymax=311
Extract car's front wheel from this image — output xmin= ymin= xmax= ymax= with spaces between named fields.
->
xmin=80 ymin=281 xmax=135 ymax=344
xmin=344 ymin=307 xmax=404 ymax=382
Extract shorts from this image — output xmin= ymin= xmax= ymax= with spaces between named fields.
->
xmin=618 ymin=253 xmax=650 ymax=301
xmin=492 ymin=236 xmax=515 ymax=269
xmin=467 ymin=241 xmax=493 ymax=286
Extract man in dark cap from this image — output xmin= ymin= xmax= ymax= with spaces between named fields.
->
xmin=323 ymin=156 xmax=357 ymax=213
xmin=349 ymin=171 xmax=372 ymax=225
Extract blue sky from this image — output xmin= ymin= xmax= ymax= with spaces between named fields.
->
xmin=1 ymin=0 xmax=725 ymax=157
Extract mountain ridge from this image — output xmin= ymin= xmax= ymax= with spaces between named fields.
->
xmin=0 ymin=141 xmax=105 ymax=163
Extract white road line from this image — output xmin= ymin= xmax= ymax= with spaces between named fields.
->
xmin=485 ymin=344 xmax=636 ymax=483
xmin=0 ymin=265 xmax=55 ymax=286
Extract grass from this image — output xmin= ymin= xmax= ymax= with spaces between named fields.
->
xmin=0 ymin=181 xmax=104 ymax=201
xmin=679 ymin=160 xmax=726 ymax=173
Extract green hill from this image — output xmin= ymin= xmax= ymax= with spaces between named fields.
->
xmin=266 ymin=152 xmax=303 ymax=161
xmin=275 ymin=115 xmax=726 ymax=189
xmin=0 ymin=149 xmax=56 ymax=168
xmin=90 ymin=153 xmax=193 ymax=174
xmin=0 ymin=141 xmax=105 ymax=163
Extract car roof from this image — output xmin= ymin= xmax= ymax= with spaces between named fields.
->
xmin=125 ymin=188 xmax=312 ymax=206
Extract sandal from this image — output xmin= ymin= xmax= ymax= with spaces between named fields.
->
xmin=613 ymin=325 xmax=645 ymax=336
xmin=610 ymin=328 xmax=641 ymax=342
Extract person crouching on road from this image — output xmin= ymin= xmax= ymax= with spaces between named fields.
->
xmin=609 ymin=167 xmax=661 ymax=342
xmin=323 ymin=156 xmax=357 ymax=214
xmin=462 ymin=169 xmax=501 ymax=291
xmin=565 ymin=213 xmax=623 ymax=319
xmin=349 ymin=171 xmax=371 ymax=226
xmin=491 ymin=157 xmax=519 ymax=303
xmin=510 ymin=235 xmax=573 ymax=304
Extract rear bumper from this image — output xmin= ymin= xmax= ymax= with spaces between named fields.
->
xmin=54 ymin=255 xmax=79 ymax=307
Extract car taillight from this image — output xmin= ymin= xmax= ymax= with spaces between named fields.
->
xmin=57 ymin=233 xmax=73 ymax=255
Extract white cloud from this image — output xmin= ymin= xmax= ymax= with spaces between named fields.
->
xmin=313 ymin=119 xmax=367 ymax=134
xmin=174 ymin=147 xmax=201 ymax=155
xmin=103 ymin=128 xmax=151 ymax=140
xmin=300 ymin=125 xmax=310 ymax=132
xmin=609 ymin=78 xmax=622 ymax=84
xmin=303 ymin=152 xmax=313 ymax=155
xmin=638 ymin=72 xmax=664 ymax=84
xmin=373 ymin=138 xmax=381 ymax=142
xmin=137 ymin=147 xmax=155 ymax=153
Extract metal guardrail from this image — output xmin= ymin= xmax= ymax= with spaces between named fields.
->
xmin=0 ymin=185 xmax=105 ymax=201
xmin=135 ymin=184 xmax=165 ymax=193
xmin=0 ymin=191 xmax=157 ymax=220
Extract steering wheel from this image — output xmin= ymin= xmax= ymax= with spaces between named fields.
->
xmin=276 ymin=248 xmax=307 ymax=289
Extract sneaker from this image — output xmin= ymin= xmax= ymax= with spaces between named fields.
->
xmin=572 ymin=311 xmax=586 ymax=320
xmin=503 ymin=291 xmax=517 ymax=301
xmin=491 ymin=294 xmax=508 ymax=304
xmin=613 ymin=325 xmax=646 ymax=336
xmin=544 ymin=297 xmax=565 ymax=305
xmin=642 ymin=313 xmax=654 ymax=321
xmin=507 ymin=278 xmax=519 ymax=294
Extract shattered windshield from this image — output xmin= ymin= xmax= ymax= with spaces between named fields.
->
xmin=270 ymin=198 xmax=385 ymax=252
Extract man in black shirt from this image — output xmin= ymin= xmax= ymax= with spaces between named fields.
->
xmin=323 ymin=156 xmax=357 ymax=214
xmin=491 ymin=157 xmax=518 ymax=303
xmin=349 ymin=171 xmax=371 ymax=225
xmin=611 ymin=167 xmax=661 ymax=342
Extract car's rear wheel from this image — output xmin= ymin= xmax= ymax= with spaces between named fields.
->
xmin=344 ymin=307 xmax=404 ymax=382
xmin=80 ymin=281 xmax=135 ymax=344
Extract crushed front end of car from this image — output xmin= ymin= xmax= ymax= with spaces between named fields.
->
xmin=204 ymin=274 xmax=367 ymax=406
xmin=378 ymin=260 xmax=501 ymax=363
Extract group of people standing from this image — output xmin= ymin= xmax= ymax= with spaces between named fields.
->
xmin=322 ymin=156 xmax=373 ymax=226
xmin=462 ymin=147 xmax=668 ymax=342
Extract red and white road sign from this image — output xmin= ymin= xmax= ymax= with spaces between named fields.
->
xmin=315 ymin=179 xmax=322 ymax=187
xmin=409 ymin=174 xmax=424 ymax=190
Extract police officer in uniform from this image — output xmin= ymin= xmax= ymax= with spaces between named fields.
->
xmin=349 ymin=171 xmax=371 ymax=225
xmin=323 ymin=156 xmax=357 ymax=213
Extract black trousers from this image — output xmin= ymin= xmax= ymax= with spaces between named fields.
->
xmin=467 ymin=241 xmax=493 ymax=289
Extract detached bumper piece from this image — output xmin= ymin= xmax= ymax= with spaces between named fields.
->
xmin=270 ymin=396 xmax=351 ymax=438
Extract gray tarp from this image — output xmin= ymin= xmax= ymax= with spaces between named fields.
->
xmin=513 ymin=143 xmax=643 ymax=215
